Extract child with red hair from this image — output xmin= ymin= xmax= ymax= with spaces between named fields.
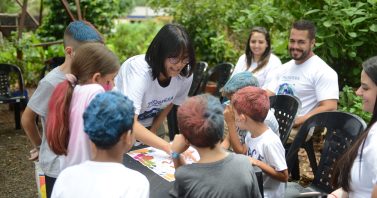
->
xmin=232 ymin=86 xmax=288 ymax=198
xmin=170 ymin=94 xmax=261 ymax=198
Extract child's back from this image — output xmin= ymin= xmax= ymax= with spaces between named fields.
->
xmin=52 ymin=161 xmax=148 ymax=198
xmin=172 ymin=153 xmax=260 ymax=198
xmin=52 ymin=92 xmax=149 ymax=198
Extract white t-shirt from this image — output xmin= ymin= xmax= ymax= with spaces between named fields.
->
xmin=115 ymin=55 xmax=193 ymax=127
xmin=52 ymin=160 xmax=149 ymax=198
xmin=245 ymin=129 xmax=287 ymax=198
xmin=349 ymin=123 xmax=377 ymax=198
xmin=232 ymin=53 xmax=282 ymax=88
xmin=266 ymin=55 xmax=339 ymax=116
xmin=61 ymin=84 xmax=104 ymax=171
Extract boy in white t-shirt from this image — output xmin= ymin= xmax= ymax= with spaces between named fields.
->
xmin=51 ymin=92 xmax=149 ymax=198
xmin=231 ymin=86 xmax=288 ymax=198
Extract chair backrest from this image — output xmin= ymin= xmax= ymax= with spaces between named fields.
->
xmin=199 ymin=62 xmax=233 ymax=98
xmin=188 ymin=61 xmax=208 ymax=96
xmin=39 ymin=57 xmax=65 ymax=80
xmin=269 ymin=94 xmax=301 ymax=145
xmin=0 ymin=64 xmax=24 ymax=98
xmin=286 ymin=111 xmax=367 ymax=193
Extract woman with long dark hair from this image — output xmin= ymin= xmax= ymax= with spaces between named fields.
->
xmin=231 ymin=27 xmax=282 ymax=88
xmin=331 ymin=56 xmax=377 ymax=197
xmin=115 ymin=24 xmax=196 ymax=153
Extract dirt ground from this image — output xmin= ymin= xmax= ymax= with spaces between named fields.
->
xmin=0 ymin=104 xmax=38 ymax=198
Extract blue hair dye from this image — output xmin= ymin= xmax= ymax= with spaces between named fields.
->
xmin=204 ymin=94 xmax=224 ymax=139
xmin=222 ymin=72 xmax=259 ymax=95
xmin=67 ymin=21 xmax=102 ymax=42
xmin=83 ymin=92 xmax=134 ymax=149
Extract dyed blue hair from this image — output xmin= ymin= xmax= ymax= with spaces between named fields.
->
xmin=83 ymin=92 xmax=134 ymax=149
xmin=64 ymin=20 xmax=103 ymax=46
xmin=222 ymin=72 xmax=259 ymax=95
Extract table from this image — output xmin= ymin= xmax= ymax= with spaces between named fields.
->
xmin=123 ymin=145 xmax=264 ymax=198
xmin=123 ymin=145 xmax=173 ymax=198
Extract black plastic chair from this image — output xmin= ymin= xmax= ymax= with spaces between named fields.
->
xmin=0 ymin=64 xmax=27 ymax=129
xmin=167 ymin=61 xmax=209 ymax=141
xmin=269 ymin=94 xmax=301 ymax=145
xmin=188 ymin=61 xmax=208 ymax=97
xmin=198 ymin=62 xmax=233 ymax=98
xmin=285 ymin=111 xmax=367 ymax=196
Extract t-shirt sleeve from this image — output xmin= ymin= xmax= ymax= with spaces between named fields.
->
xmin=315 ymin=69 xmax=339 ymax=101
xmin=115 ymin=57 xmax=150 ymax=115
xmin=27 ymin=80 xmax=59 ymax=117
xmin=367 ymin=125 xmax=377 ymax=185
xmin=262 ymin=54 xmax=282 ymax=89
xmin=230 ymin=54 xmax=246 ymax=78
xmin=263 ymin=138 xmax=287 ymax=171
xmin=172 ymin=75 xmax=193 ymax=105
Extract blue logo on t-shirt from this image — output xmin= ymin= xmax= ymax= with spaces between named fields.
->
xmin=277 ymin=83 xmax=295 ymax=96
xmin=138 ymin=108 xmax=161 ymax=120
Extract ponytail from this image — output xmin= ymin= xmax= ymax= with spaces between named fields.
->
xmin=46 ymin=80 xmax=74 ymax=155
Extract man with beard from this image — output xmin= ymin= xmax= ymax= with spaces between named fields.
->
xmin=266 ymin=20 xmax=339 ymax=142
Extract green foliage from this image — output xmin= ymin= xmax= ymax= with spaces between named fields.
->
xmin=38 ymin=0 xmax=135 ymax=41
xmin=107 ymin=21 xmax=163 ymax=62
xmin=0 ymin=1 xmax=18 ymax=13
xmin=300 ymin=0 xmax=377 ymax=87
xmin=0 ymin=32 xmax=64 ymax=87
xmin=149 ymin=0 xmax=377 ymax=86
xmin=148 ymin=0 xmax=294 ymax=65
xmin=339 ymin=85 xmax=371 ymax=123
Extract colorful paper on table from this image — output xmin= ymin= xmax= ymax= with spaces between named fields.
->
xmin=127 ymin=146 xmax=200 ymax=182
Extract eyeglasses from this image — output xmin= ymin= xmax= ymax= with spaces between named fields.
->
xmin=167 ymin=57 xmax=190 ymax=65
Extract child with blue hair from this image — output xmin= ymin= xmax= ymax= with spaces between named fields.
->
xmin=220 ymin=71 xmax=279 ymax=153
xmin=52 ymin=92 xmax=149 ymax=198
xmin=21 ymin=20 xmax=103 ymax=197
xmin=169 ymin=94 xmax=261 ymax=198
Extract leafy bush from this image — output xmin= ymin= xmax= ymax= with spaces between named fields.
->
xmin=0 ymin=32 xmax=64 ymax=87
xmin=339 ymin=85 xmax=371 ymax=123
xmin=38 ymin=0 xmax=134 ymax=41
xmin=107 ymin=20 xmax=163 ymax=62
xmin=149 ymin=0 xmax=377 ymax=87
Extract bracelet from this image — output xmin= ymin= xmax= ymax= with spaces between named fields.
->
xmin=171 ymin=151 xmax=181 ymax=159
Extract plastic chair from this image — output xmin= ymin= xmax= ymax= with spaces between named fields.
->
xmin=188 ymin=61 xmax=208 ymax=96
xmin=198 ymin=62 xmax=233 ymax=98
xmin=285 ymin=111 xmax=367 ymax=196
xmin=269 ymin=94 xmax=301 ymax=145
xmin=0 ymin=64 xmax=27 ymax=129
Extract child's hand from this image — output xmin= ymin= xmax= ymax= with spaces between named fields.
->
xmin=223 ymin=105 xmax=235 ymax=124
xmin=28 ymin=148 xmax=39 ymax=161
xmin=171 ymin=134 xmax=189 ymax=154
xmin=248 ymin=156 xmax=259 ymax=166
